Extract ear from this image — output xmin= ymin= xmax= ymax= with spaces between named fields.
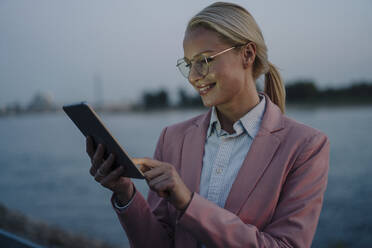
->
xmin=242 ymin=42 xmax=256 ymax=69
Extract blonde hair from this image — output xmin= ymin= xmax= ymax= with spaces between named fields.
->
xmin=186 ymin=2 xmax=286 ymax=113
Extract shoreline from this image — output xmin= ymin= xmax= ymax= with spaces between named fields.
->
xmin=0 ymin=202 xmax=121 ymax=248
xmin=1 ymin=101 xmax=372 ymax=119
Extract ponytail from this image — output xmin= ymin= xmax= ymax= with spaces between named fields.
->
xmin=264 ymin=62 xmax=286 ymax=113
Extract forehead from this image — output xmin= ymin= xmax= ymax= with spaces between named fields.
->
xmin=183 ymin=27 xmax=225 ymax=59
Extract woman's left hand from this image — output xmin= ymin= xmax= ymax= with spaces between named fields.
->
xmin=133 ymin=158 xmax=192 ymax=211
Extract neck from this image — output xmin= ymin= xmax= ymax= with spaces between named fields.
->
xmin=216 ymin=90 xmax=260 ymax=134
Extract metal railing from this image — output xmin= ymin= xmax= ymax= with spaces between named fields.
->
xmin=0 ymin=229 xmax=45 ymax=248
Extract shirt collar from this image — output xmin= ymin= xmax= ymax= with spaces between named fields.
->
xmin=207 ymin=107 xmax=220 ymax=137
xmin=207 ymin=94 xmax=266 ymax=139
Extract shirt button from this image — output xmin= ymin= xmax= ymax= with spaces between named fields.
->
xmin=216 ymin=168 xmax=223 ymax=174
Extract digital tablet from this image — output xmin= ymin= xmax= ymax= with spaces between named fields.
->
xmin=63 ymin=102 xmax=145 ymax=179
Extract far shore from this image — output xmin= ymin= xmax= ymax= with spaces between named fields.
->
xmin=1 ymin=99 xmax=372 ymax=119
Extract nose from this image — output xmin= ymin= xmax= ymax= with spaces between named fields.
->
xmin=188 ymin=66 xmax=204 ymax=85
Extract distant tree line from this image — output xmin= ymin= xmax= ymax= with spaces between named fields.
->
xmin=142 ymin=89 xmax=170 ymax=109
xmin=140 ymin=81 xmax=372 ymax=110
xmin=286 ymin=80 xmax=372 ymax=104
xmin=140 ymin=88 xmax=204 ymax=110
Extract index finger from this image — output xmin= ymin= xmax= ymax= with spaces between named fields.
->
xmin=132 ymin=158 xmax=162 ymax=172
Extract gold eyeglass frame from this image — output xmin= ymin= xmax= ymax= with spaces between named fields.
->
xmin=176 ymin=45 xmax=244 ymax=79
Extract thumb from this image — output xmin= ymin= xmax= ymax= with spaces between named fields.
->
xmin=132 ymin=157 xmax=159 ymax=172
xmin=138 ymin=164 xmax=151 ymax=173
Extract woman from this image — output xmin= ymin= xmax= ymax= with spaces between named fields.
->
xmin=86 ymin=2 xmax=329 ymax=247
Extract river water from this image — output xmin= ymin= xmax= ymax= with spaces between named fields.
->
xmin=0 ymin=105 xmax=371 ymax=247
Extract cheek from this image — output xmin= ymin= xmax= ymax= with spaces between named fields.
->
xmin=215 ymin=68 xmax=244 ymax=93
xmin=213 ymin=57 xmax=244 ymax=84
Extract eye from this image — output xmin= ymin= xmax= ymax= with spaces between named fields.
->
xmin=206 ymin=57 xmax=214 ymax=63
xmin=200 ymin=57 xmax=213 ymax=65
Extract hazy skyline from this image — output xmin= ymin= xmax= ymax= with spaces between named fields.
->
xmin=1 ymin=0 xmax=371 ymax=106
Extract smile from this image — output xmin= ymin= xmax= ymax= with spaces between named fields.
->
xmin=197 ymin=83 xmax=216 ymax=95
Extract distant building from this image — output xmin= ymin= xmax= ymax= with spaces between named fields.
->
xmin=27 ymin=92 xmax=56 ymax=112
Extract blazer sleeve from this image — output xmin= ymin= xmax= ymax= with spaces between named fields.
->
xmin=177 ymin=133 xmax=330 ymax=248
xmin=111 ymin=127 xmax=174 ymax=248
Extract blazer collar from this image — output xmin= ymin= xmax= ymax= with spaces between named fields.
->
xmin=256 ymin=92 xmax=285 ymax=136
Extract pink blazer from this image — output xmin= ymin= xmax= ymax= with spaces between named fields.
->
xmin=112 ymin=94 xmax=330 ymax=248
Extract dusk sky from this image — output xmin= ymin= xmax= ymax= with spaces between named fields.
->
xmin=1 ymin=0 xmax=371 ymax=106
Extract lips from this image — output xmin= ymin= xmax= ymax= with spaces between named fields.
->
xmin=196 ymin=83 xmax=216 ymax=95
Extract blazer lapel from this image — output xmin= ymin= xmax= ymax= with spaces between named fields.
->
xmin=224 ymin=134 xmax=281 ymax=214
xmin=224 ymin=94 xmax=284 ymax=214
xmin=180 ymin=110 xmax=212 ymax=194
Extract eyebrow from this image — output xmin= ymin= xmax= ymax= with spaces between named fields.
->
xmin=184 ymin=50 xmax=214 ymax=62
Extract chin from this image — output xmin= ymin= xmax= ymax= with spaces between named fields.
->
xmin=202 ymin=102 xmax=214 ymax=108
xmin=201 ymin=96 xmax=220 ymax=108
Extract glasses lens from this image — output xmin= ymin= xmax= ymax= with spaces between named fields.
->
xmin=176 ymin=56 xmax=209 ymax=79
xmin=195 ymin=56 xmax=209 ymax=77
xmin=177 ymin=59 xmax=190 ymax=78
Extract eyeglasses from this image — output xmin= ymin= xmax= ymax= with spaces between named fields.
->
xmin=176 ymin=45 xmax=240 ymax=79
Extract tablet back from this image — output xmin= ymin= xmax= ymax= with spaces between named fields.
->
xmin=63 ymin=102 xmax=144 ymax=179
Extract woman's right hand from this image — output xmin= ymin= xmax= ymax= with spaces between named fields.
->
xmin=86 ymin=136 xmax=134 ymax=206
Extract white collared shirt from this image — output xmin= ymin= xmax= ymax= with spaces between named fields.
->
xmin=199 ymin=94 xmax=266 ymax=208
